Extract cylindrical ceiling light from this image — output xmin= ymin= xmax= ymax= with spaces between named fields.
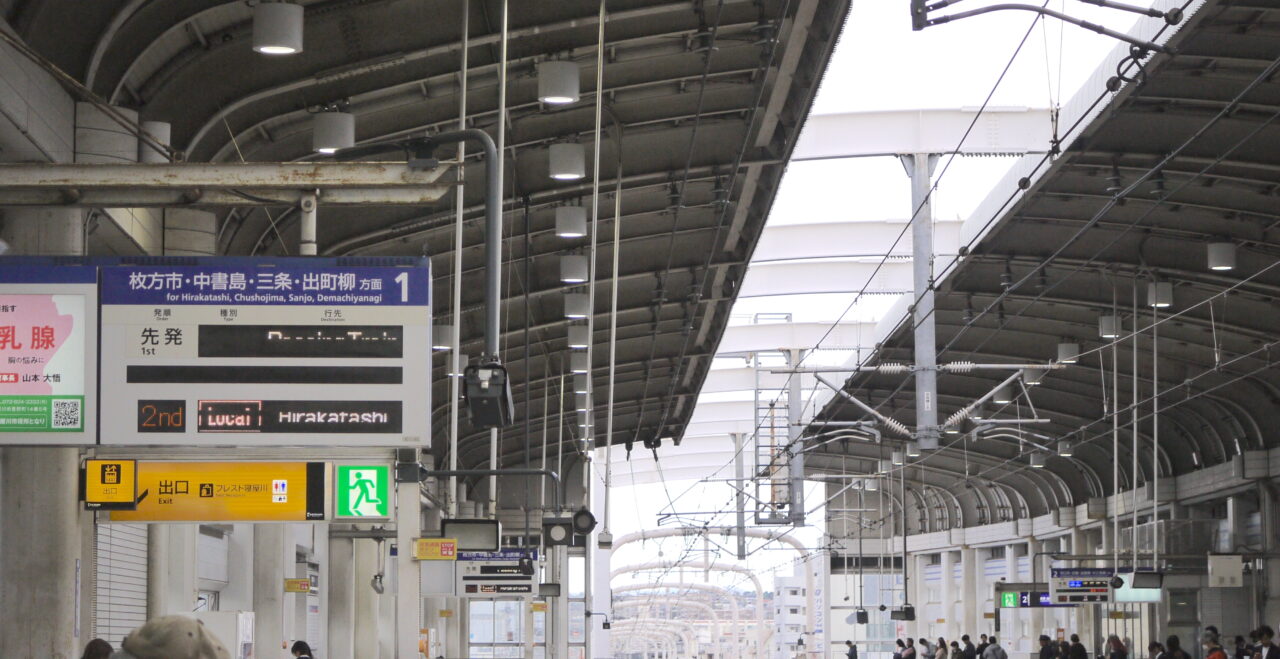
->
xmin=992 ymin=386 xmax=1012 ymax=405
xmin=537 ymin=60 xmax=580 ymax=105
xmin=253 ymin=2 xmax=304 ymax=55
xmin=1029 ymin=452 xmax=1047 ymax=468
xmin=891 ymin=451 xmax=905 ymax=466
xmin=564 ymin=293 xmax=590 ymax=319
xmin=1057 ymin=342 xmax=1080 ymax=364
xmin=877 ymin=459 xmax=891 ymax=474
xmin=862 ymin=478 xmax=879 ymax=492
xmin=1057 ymin=440 xmax=1073 ymax=457
xmin=1098 ymin=314 xmax=1120 ymax=339
xmin=575 ymin=393 xmax=590 ymax=412
xmin=560 ymin=254 xmax=589 ymax=284
xmin=549 ymin=143 xmax=586 ymax=180
xmin=1147 ymin=281 xmax=1173 ymax=308
xmin=567 ymin=324 xmax=590 ymax=349
xmin=570 ymin=352 xmax=589 ymax=374
xmin=432 ymin=324 xmax=453 ymax=351
xmin=905 ymin=441 xmax=921 ymax=457
xmin=1207 ymin=242 xmax=1236 ymax=271
xmin=573 ymin=374 xmax=589 ymax=394
xmin=312 ymin=111 xmax=354 ymax=154
xmin=1022 ymin=367 xmax=1046 ymax=386
xmin=556 ymin=205 xmax=587 ymax=237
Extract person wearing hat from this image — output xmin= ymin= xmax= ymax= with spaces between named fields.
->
xmin=110 ymin=615 xmax=231 ymax=659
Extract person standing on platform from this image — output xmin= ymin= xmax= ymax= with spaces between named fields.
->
xmin=847 ymin=640 xmax=859 ymax=659
xmin=983 ymin=636 xmax=1008 ymax=659
xmin=1252 ymin=626 xmax=1276 ymax=659
xmin=963 ymin=635 xmax=978 ymax=659
xmin=1069 ymin=634 xmax=1089 ymax=659
xmin=1039 ymin=635 xmax=1056 ymax=659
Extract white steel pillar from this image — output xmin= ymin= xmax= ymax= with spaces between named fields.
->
xmin=1027 ymin=538 xmax=1045 ymax=639
xmin=395 ymin=478 xmax=421 ymax=658
xmin=354 ymin=537 xmax=381 ymax=659
xmin=902 ymin=153 xmax=940 ymax=449
xmin=254 ymin=524 xmax=290 ymax=658
xmin=328 ymin=531 xmax=356 ymax=657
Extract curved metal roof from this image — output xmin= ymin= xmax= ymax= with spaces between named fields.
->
xmin=4 ymin=0 xmax=851 ymax=474
xmin=808 ymin=0 xmax=1280 ymax=520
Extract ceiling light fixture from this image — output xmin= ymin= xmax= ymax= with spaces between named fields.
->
xmin=253 ymin=2 xmax=304 ymax=55
xmin=1098 ymin=314 xmax=1120 ymax=339
xmin=573 ymin=374 xmax=589 ymax=394
xmin=567 ymin=325 xmax=590 ymax=349
xmin=1057 ymin=440 xmax=1073 ymax=457
xmin=1057 ymin=342 xmax=1080 ymax=364
xmin=877 ymin=459 xmax=891 ymax=474
xmin=432 ymin=325 xmax=453 ymax=351
xmin=862 ymin=478 xmax=878 ymax=492
xmin=560 ymin=254 xmax=589 ymax=284
xmin=312 ymin=110 xmax=354 ymax=154
xmin=1029 ymin=452 xmax=1047 ymax=468
xmin=564 ymin=293 xmax=589 ymax=319
xmin=992 ymin=386 xmax=1012 ymax=405
xmin=1207 ymin=242 xmax=1236 ymax=271
xmin=575 ymin=394 xmax=590 ymax=412
xmin=549 ymin=143 xmax=586 ymax=180
xmin=891 ymin=451 xmax=905 ymax=466
xmin=1022 ymin=367 xmax=1046 ymax=386
xmin=1147 ymin=281 xmax=1173 ymax=308
xmin=555 ymin=205 xmax=587 ymax=237
xmin=906 ymin=441 xmax=921 ymax=457
xmin=570 ymin=352 xmax=589 ymax=374
xmin=537 ymin=60 xmax=581 ymax=105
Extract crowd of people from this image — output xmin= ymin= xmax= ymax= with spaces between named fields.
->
xmin=843 ymin=625 xmax=1277 ymax=659
xmin=78 ymin=616 xmax=316 ymax=659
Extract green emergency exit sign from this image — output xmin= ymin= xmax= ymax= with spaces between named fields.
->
xmin=335 ymin=465 xmax=390 ymax=518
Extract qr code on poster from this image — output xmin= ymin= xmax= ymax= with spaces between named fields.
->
xmin=52 ymin=399 xmax=81 ymax=429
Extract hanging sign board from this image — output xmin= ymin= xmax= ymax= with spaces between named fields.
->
xmin=0 ymin=264 xmax=97 ymax=444
xmin=456 ymin=549 xmax=538 ymax=597
xmin=98 ymin=258 xmax=430 ymax=447
xmin=1049 ymin=568 xmax=1115 ymax=604
xmin=284 ymin=579 xmax=312 ymax=593
xmin=83 ymin=459 xmax=138 ymax=510
xmin=103 ymin=461 xmax=326 ymax=522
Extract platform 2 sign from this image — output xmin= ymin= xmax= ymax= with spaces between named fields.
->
xmin=102 ymin=461 xmax=326 ymax=522
xmin=98 ymin=259 xmax=431 ymax=447
xmin=0 ymin=265 xmax=97 ymax=444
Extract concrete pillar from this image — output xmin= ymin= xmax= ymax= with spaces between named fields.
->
xmin=0 ymin=208 xmax=85 ymax=255
xmin=354 ymin=537 xmax=380 ymax=659
xmin=75 ymin=102 xmax=138 ymax=164
xmin=915 ymin=554 xmax=930 ymax=639
xmin=0 ymin=447 xmax=82 ymax=657
xmin=254 ymin=524 xmax=289 ymax=658
xmin=0 ymin=201 xmax=85 ymax=657
xmin=147 ymin=524 xmax=199 ymax=616
xmin=962 ymin=547 xmax=980 ymax=637
xmin=163 ymin=209 xmax=217 ymax=256
xmin=941 ymin=550 xmax=956 ymax=640
xmin=328 ymin=532 xmax=356 ymax=658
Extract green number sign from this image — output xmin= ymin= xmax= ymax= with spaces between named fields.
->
xmin=335 ymin=465 xmax=390 ymax=518
xmin=999 ymin=592 xmax=1019 ymax=608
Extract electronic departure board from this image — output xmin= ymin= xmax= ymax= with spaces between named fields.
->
xmin=99 ymin=259 xmax=430 ymax=447
xmin=1049 ymin=568 xmax=1115 ymax=604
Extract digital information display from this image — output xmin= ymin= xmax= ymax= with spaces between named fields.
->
xmin=456 ymin=549 xmax=538 ymax=598
xmin=0 ymin=265 xmax=98 ymax=444
xmin=1049 ymin=568 xmax=1115 ymax=604
xmin=99 ymin=259 xmax=430 ymax=447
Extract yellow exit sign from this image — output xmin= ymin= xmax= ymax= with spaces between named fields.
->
xmin=84 ymin=459 xmax=137 ymax=510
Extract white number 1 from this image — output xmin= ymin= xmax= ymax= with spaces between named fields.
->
xmin=394 ymin=272 xmax=409 ymax=303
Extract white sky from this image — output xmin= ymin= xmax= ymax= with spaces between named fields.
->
xmin=608 ymin=0 xmax=1161 ymax=597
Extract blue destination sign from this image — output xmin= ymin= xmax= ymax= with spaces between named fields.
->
xmin=1052 ymin=568 xmax=1114 ymax=578
xmin=458 ymin=549 xmax=538 ymax=562
xmin=102 ymin=264 xmax=429 ymax=306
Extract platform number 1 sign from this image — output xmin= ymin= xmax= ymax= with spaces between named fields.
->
xmin=335 ymin=465 xmax=391 ymax=518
